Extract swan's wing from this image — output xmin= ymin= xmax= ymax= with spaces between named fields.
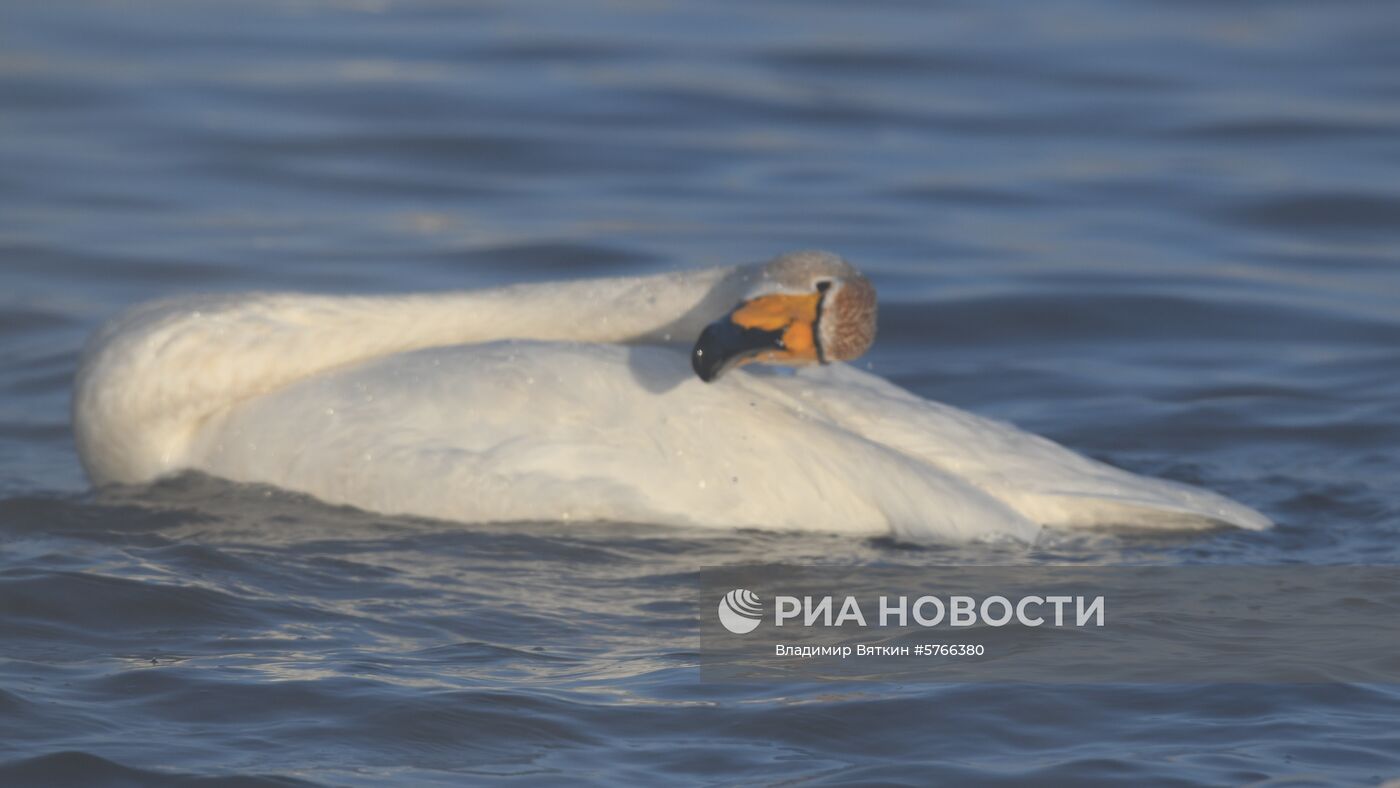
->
xmin=181 ymin=342 xmax=1042 ymax=543
xmin=772 ymin=364 xmax=1270 ymax=531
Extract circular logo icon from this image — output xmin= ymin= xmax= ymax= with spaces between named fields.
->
xmin=717 ymin=588 xmax=763 ymax=634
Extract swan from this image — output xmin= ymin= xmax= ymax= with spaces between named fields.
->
xmin=73 ymin=250 xmax=1269 ymax=543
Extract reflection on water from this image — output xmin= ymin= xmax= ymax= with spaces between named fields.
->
xmin=2 ymin=0 xmax=1399 ymax=783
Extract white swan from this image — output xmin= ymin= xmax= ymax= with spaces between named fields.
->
xmin=73 ymin=250 xmax=1269 ymax=543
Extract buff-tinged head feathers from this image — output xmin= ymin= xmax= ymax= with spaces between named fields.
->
xmin=818 ymin=274 xmax=877 ymax=362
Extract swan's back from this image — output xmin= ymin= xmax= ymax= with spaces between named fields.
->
xmin=166 ymin=340 xmax=1264 ymax=542
xmin=179 ymin=341 xmax=1042 ymax=542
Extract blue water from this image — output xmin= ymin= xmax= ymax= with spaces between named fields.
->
xmin=3 ymin=0 xmax=1400 ymax=784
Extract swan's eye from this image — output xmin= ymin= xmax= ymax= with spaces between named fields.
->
xmin=815 ymin=280 xmax=832 ymax=293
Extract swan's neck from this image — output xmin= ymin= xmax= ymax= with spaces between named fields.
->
xmin=75 ymin=264 xmax=754 ymax=484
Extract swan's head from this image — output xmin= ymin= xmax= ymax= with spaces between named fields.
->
xmin=692 ymin=250 xmax=877 ymax=382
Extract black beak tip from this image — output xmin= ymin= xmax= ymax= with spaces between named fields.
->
xmin=693 ymin=355 xmax=717 ymax=382
xmin=692 ymin=325 xmax=725 ymax=383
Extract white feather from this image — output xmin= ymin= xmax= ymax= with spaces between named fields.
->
xmin=73 ymin=263 xmax=1269 ymax=542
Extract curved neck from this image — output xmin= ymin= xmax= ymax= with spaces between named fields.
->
xmin=75 ymin=264 xmax=756 ymax=484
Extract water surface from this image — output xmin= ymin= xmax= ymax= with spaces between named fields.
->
xmin=2 ymin=0 xmax=1399 ymax=784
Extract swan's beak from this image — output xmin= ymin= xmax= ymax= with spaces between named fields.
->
xmin=692 ymin=292 xmax=822 ymax=382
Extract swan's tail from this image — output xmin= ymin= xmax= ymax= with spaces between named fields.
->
xmin=790 ymin=365 xmax=1272 ymax=533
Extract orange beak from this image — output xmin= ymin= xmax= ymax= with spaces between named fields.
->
xmin=691 ymin=292 xmax=823 ymax=382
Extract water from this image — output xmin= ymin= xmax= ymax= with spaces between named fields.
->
xmin=3 ymin=0 xmax=1400 ymax=783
